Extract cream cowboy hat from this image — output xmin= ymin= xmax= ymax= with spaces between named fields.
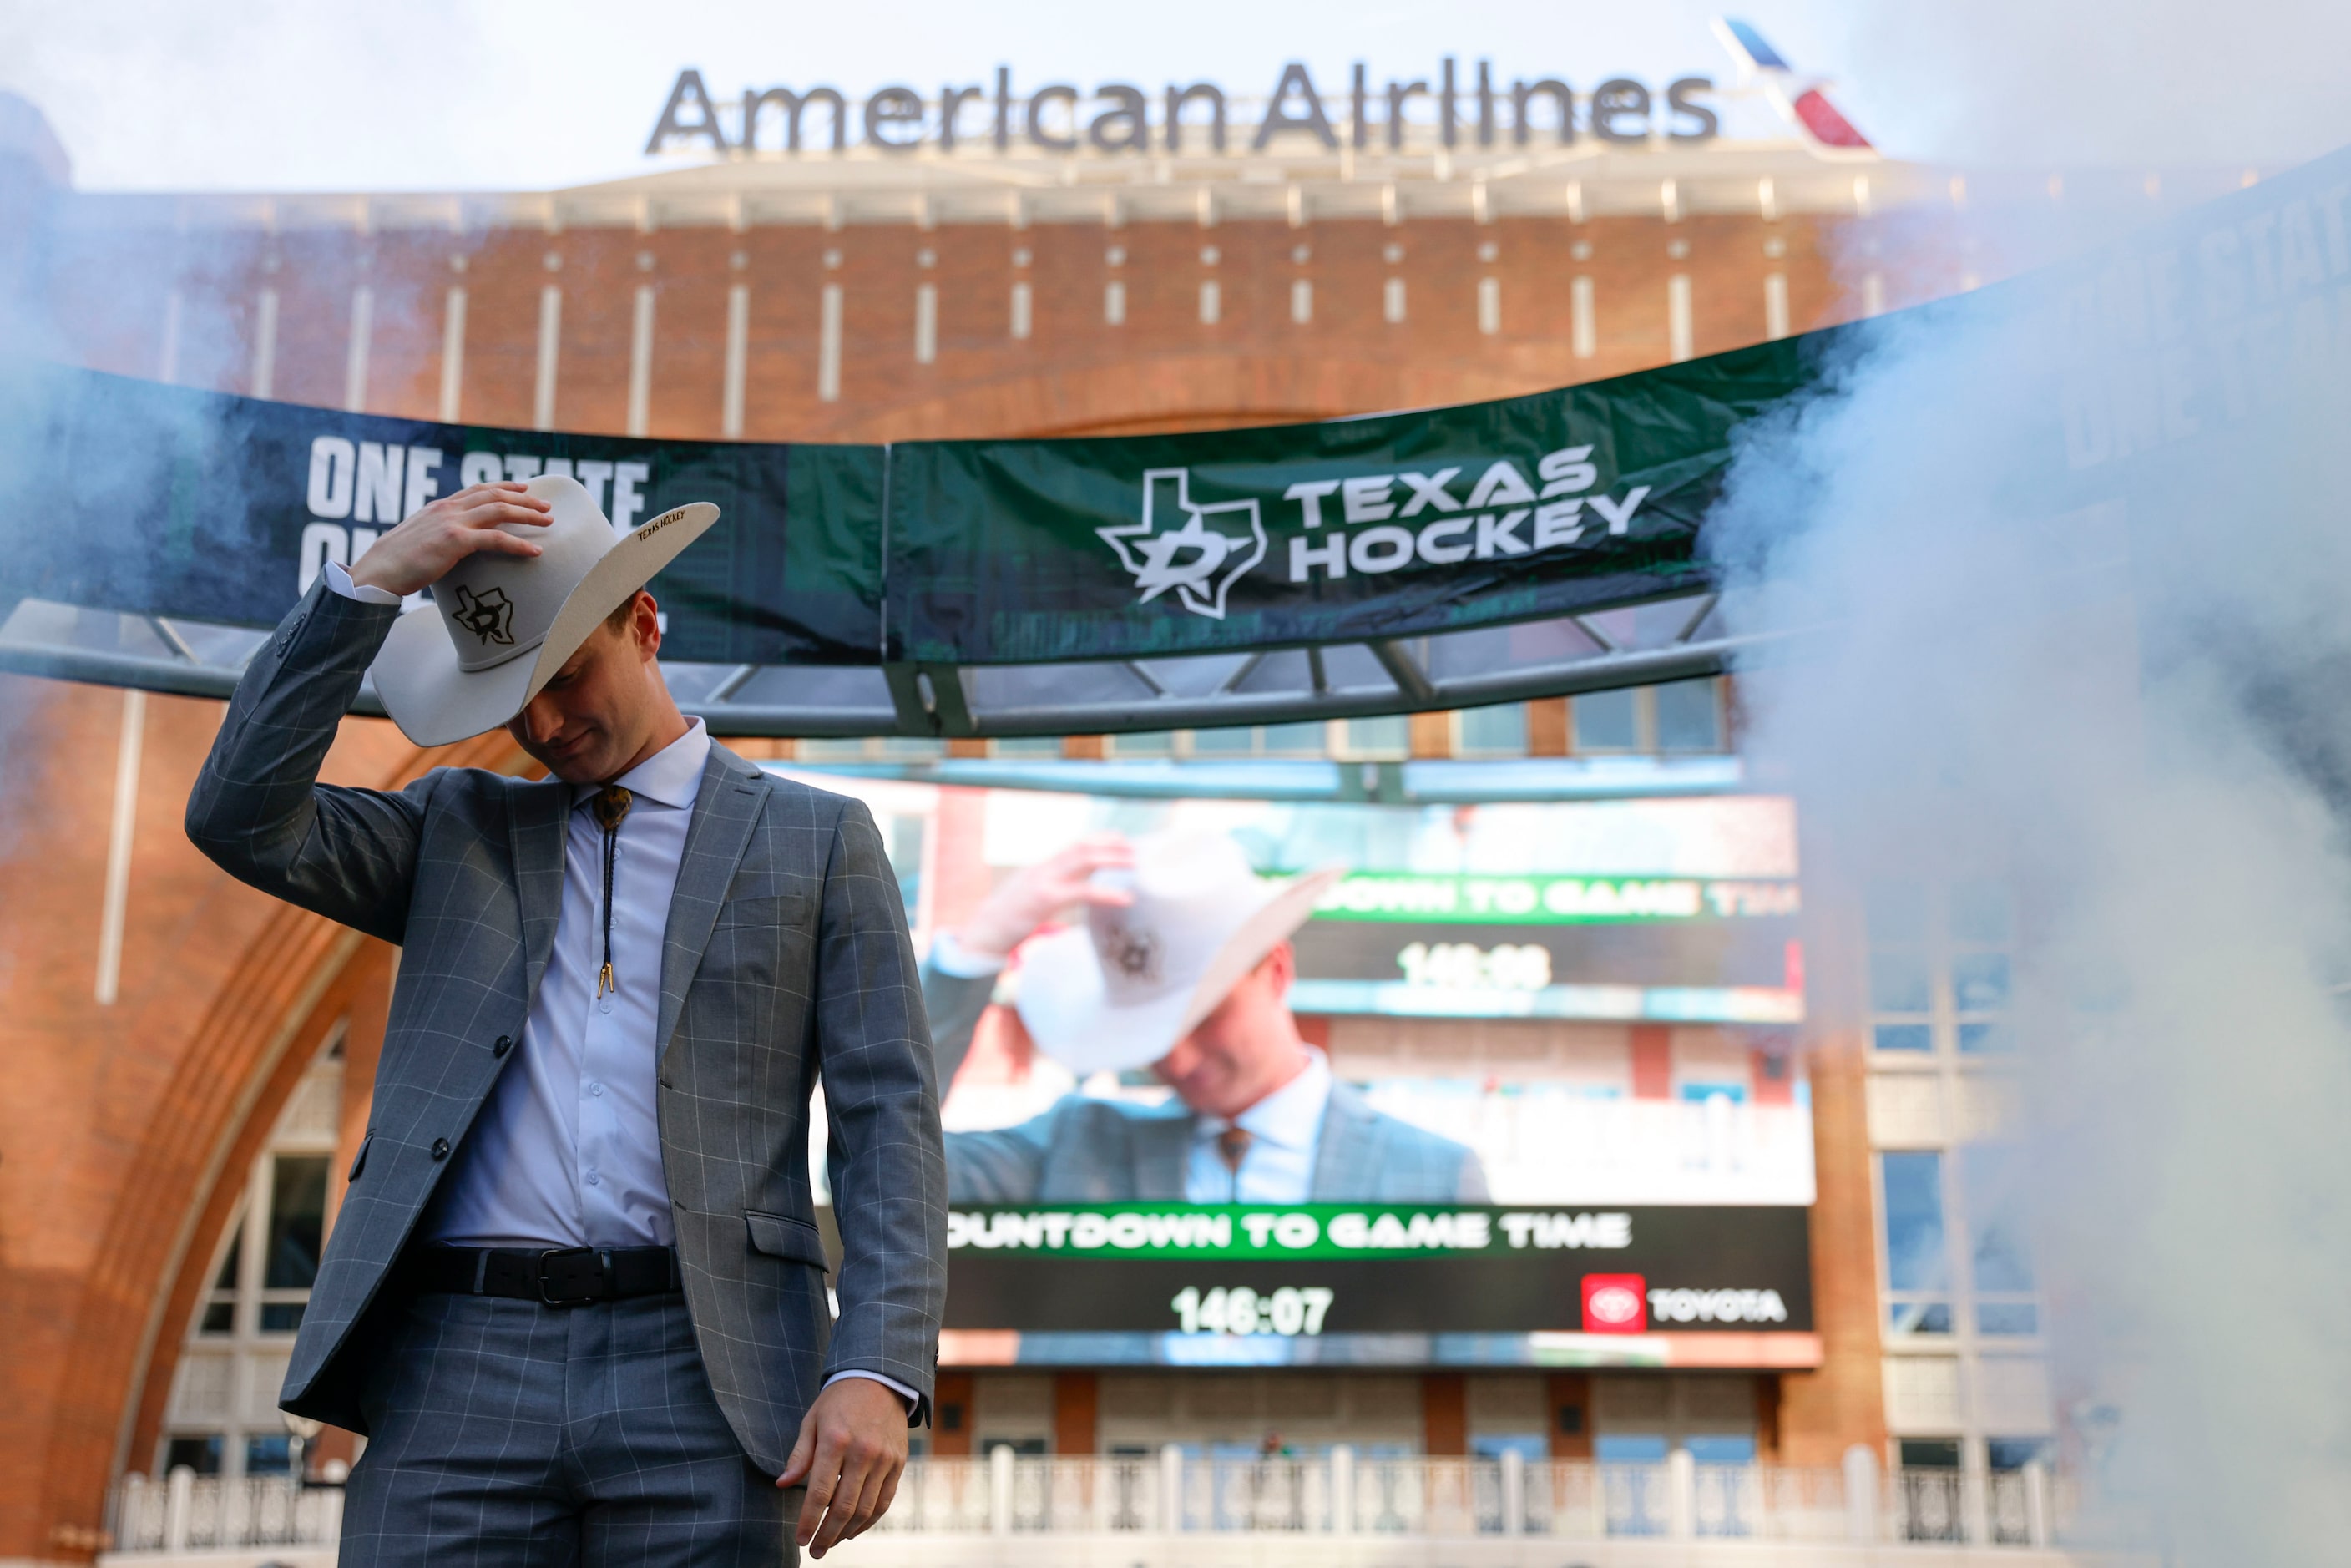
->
xmin=1014 ymin=832 xmax=1344 ymax=1076
xmin=369 ymin=473 xmax=717 ymax=746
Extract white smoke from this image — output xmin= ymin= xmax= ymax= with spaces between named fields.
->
xmin=1778 ymin=0 xmax=2351 ymax=169
xmin=1709 ymin=125 xmax=2351 ymax=1560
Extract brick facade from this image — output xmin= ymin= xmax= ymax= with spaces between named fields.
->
xmin=0 ymin=673 xmax=533 ymax=1556
xmin=0 ymin=142 xmax=1997 ymax=1555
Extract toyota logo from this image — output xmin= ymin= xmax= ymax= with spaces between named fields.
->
xmin=1582 ymin=1272 xmax=1649 ymax=1333
xmin=1588 ymin=1286 xmax=1642 ymax=1325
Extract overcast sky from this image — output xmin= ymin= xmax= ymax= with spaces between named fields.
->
xmin=5 ymin=0 xmax=2348 ymax=192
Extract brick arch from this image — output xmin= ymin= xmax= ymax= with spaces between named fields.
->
xmin=813 ymin=353 xmax=1553 ymax=443
xmin=39 ymin=728 xmax=530 ymax=1550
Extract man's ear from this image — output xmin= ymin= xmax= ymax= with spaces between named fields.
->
xmin=631 ymin=590 xmax=663 ymax=661
xmin=1259 ymin=939 xmax=1296 ymax=995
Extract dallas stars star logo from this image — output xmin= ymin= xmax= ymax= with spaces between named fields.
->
xmin=452 ymin=584 xmax=516 ymax=646
xmin=1095 ymin=468 xmax=1266 ymax=620
xmin=1103 ymin=924 xmax=1162 ymax=986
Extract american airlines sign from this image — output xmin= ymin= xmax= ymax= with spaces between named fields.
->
xmin=646 ymin=61 xmax=1719 ymax=158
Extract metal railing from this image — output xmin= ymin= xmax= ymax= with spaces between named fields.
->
xmin=109 ymin=1469 xmax=343 ymax=1554
xmin=108 ymin=1449 xmax=2073 ymax=1555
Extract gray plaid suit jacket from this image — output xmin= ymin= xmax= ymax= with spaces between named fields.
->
xmin=185 ymin=583 xmax=948 ymax=1474
xmin=922 ymin=968 xmax=1489 ymax=1203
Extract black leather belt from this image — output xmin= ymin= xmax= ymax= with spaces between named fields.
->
xmin=403 ymin=1244 xmax=682 ymax=1306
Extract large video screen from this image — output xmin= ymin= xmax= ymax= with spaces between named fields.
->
xmin=780 ymin=773 xmax=1816 ymax=1371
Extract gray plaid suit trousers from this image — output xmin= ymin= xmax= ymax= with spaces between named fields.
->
xmin=341 ymin=1292 xmax=796 ymax=1566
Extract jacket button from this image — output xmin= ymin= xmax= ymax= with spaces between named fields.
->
xmin=493 ymin=1035 xmax=513 ymax=1057
xmin=431 ymin=1139 xmax=451 ymax=1161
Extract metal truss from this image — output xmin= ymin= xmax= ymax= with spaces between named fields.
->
xmin=0 ymin=589 xmax=1745 ymax=738
xmin=766 ymin=755 xmax=1744 ymax=806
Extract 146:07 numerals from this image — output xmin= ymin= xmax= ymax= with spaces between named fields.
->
xmin=1170 ymin=1285 xmax=1335 ymax=1336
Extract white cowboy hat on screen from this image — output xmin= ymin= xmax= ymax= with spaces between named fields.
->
xmin=1014 ymin=831 xmax=1344 ymax=1076
xmin=368 ymin=473 xmax=718 ymax=746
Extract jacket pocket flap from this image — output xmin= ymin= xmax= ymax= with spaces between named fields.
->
xmin=721 ymin=892 xmax=808 ymax=929
xmin=744 ymin=1209 xmax=827 ymax=1267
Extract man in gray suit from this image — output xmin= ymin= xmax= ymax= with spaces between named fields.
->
xmin=186 ymin=475 xmax=945 ymax=1565
xmin=924 ymin=832 xmax=1488 ymax=1205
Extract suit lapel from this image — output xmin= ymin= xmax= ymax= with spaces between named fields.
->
xmin=656 ymin=746 xmax=766 ymax=1056
xmin=508 ymin=776 xmax=572 ymax=1002
xmin=1307 ymin=1080 xmax=1379 ymax=1200
xmin=1133 ymin=1115 xmax=1192 ymax=1201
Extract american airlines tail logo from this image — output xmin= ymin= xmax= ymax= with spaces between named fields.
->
xmin=1097 ymin=468 xmax=1267 ymax=620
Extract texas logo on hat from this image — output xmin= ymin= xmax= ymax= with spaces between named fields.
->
xmin=451 ymin=584 xmax=516 ymax=647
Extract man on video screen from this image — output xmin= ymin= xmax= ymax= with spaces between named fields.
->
xmin=922 ymin=831 xmax=1489 ymax=1205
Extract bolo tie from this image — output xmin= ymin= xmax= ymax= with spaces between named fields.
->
xmin=1217 ymin=1126 xmax=1254 ymax=1201
xmin=590 ymin=785 xmax=634 ymax=999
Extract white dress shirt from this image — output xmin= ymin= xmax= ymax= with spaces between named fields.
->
xmin=327 ymin=564 xmax=913 ymax=1409
xmin=426 ymin=716 xmax=709 ymax=1250
xmin=1185 ymin=1050 xmax=1330 ymax=1204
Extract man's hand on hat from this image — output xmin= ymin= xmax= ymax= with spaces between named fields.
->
xmin=348 ymin=481 xmax=555 ymax=598
xmin=958 ymin=832 xmax=1135 ymax=962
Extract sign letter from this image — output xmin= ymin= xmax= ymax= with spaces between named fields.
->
xmin=645 ymin=69 xmax=729 ymax=154
xmin=1253 ymin=63 xmax=1338 ymax=151
xmin=1587 ymin=486 xmax=1651 ymax=536
xmin=865 ymin=87 xmax=926 ymax=150
xmin=306 ymin=436 xmax=355 ymax=519
xmin=1290 ymin=532 xmax=1347 ymax=581
xmin=1284 ymin=478 xmax=1342 ymax=529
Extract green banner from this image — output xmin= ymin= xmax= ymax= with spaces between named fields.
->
xmin=0 ymin=327 xmax=1841 ymax=668
xmin=886 ymin=334 xmax=1839 ymax=664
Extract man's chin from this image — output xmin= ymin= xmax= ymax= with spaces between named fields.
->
xmin=526 ymin=738 xmax=608 ymax=784
xmin=1167 ymin=1080 xmax=1239 ymax=1120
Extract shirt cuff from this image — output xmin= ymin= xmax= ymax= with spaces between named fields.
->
xmin=824 ymin=1369 xmax=921 ymax=1414
xmin=323 ymin=559 xmax=402 ymax=606
xmin=929 ymin=928 xmax=1008 ymax=979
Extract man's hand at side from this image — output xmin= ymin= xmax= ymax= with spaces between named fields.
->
xmin=777 ymin=1376 xmax=909 ymax=1557
xmin=348 ymin=481 xmax=554 ymax=597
